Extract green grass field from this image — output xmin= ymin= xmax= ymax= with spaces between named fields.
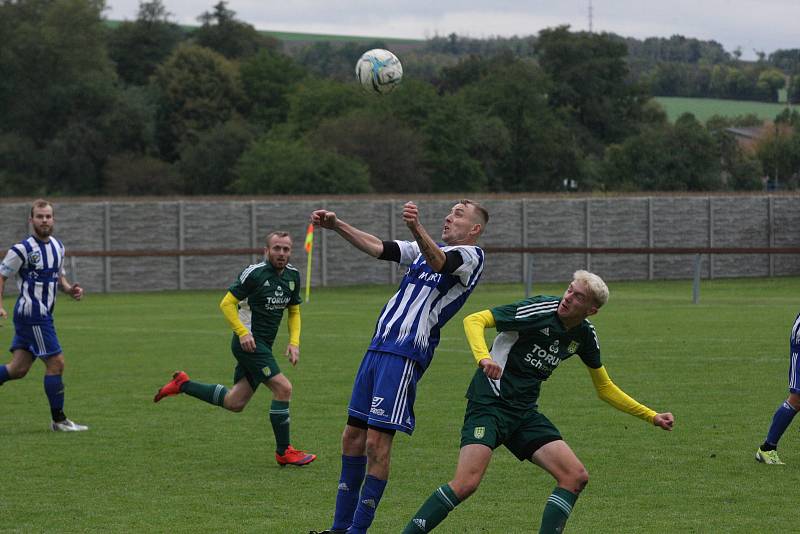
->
xmin=654 ymin=96 xmax=792 ymax=123
xmin=2 ymin=278 xmax=798 ymax=533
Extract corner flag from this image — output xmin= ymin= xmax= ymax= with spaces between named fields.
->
xmin=304 ymin=224 xmax=313 ymax=302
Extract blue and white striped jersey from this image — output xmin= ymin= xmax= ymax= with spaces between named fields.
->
xmin=0 ymin=236 xmax=66 ymax=324
xmin=368 ymin=240 xmax=484 ymax=371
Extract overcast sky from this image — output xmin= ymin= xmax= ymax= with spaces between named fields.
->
xmin=104 ymin=1 xmax=798 ymax=61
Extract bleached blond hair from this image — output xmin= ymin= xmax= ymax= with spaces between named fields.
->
xmin=573 ymin=270 xmax=609 ymax=308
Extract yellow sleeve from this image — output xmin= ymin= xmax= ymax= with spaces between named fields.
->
xmin=463 ymin=310 xmax=496 ymax=366
xmin=287 ymin=304 xmax=301 ymax=346
xmin=219 ymin=291 xmax=249 ymax=337
xmin=588 ymin=365 xmax=657 ymax=424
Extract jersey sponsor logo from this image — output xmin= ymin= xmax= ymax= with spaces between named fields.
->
xmin=567 ymin=341 xmax=579 ymax=354
xmin=473 ymin=426 xmax=485 ymax=439
xmin=540 ymin=327 xmax=550 ymax=336
xmin=417 ymin=271 xmax=442 ymax=283
xmin=275 ymin=285 xmax=284 ymax=296
xmin=370 ymin=396 xmax=386 ymax=416
xmin=549 ymin=340 xmax=560 ymax=353
xmin=523 ymin=343 xmax=562 ymax=371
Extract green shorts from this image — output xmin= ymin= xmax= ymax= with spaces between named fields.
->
xmin=230 ymin=336 xmax=280 ymax=390
xmin=460 ymin=399 xmax=562 ymax=462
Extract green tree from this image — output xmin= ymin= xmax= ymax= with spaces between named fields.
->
xmin=179 ymin=118 xmax=254 ymax=194
xmin=285 ymin=78 xmax=364 ymax=134
xmin=309 ymin=110 xmax=430 ymax=193
xmin=240 ymin=49 xmax=306 ymax=131
xmin=0 ymin=0 xmax=121 ymax=193
xmin=193 ymin=1 xmax=277 ymax=59
xmin=536 ymin=26 xmax=648 ymax=148
xmin=103 ymin=152 xmax=182 ymax=195
xmin=152 ymin=43 xmax=244 ymax=158
xmin=232 ymin=135 xmax=371 ymax=194
xmin=108 ymin=0 xmax=185 ymax=86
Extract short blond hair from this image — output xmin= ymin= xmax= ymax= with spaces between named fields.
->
xmin=573 ymin=270 xmax=609 ymax=308
xmin=30 ymin=198 xmax=53 ymax=218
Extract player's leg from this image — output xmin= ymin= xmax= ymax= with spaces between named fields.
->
xmin=42 ymin=352 xmax=88 ymax=432
xmin=402 ymin=444 xmax=493 ymax=533
xmin=266 ymin=373 xmax=316 ymax=465
xmin=0 ymin=348 xmax=35 ymax=384
xmin=757 ymin=347 xmax=800 ymax=464
xmin=531 ymin=440 xmax=588 ymax=534
xmin=349 ymin=353 xmax=421 ymax=534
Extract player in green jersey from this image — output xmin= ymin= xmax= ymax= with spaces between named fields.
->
xmin=403 ymin=270 xmax=674 ymax=533
xmin=154 ymin=232 xmax=316 ymax=467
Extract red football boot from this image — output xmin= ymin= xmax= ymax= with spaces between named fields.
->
xmin=153 ymin=371 xmax=190 ymax=402
xmin=276 ymin=445 xmax=317 ymax=466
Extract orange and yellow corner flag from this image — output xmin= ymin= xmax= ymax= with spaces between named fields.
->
xmin=304 ymin=223 xmax=313 ymax=302
xmin=304 ymin=223 xmax=314 ymax=253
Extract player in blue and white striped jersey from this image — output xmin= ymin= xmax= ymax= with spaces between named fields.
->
xmin=309 ymin=200 xmax=488 ymax=534
xmin=0 ymin=199 xmax=87 ymax=432
xmin=755 ymin=311 xmax=800 ymax=465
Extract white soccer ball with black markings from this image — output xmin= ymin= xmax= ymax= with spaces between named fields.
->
xmin=355 ymin=48 xmax=403 ymax=94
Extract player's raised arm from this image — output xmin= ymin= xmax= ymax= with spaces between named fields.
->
xmin=587 ymin=365 xmax=674 ymax=430
xmin=402 ymin=201 xmax=446 ymax=272
xmin=310 ymin=209 xmax=384 ymax=258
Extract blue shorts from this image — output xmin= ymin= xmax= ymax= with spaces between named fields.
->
xmin=10 ymin=322 xmax=63 ymax=359
xmin=348 ymin=350 xmax=422 ymax=435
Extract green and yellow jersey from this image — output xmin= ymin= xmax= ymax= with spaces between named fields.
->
xmin=227 ymin=261 xmax=302 ymax=347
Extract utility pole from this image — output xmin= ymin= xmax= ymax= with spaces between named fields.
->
xmin=588 ymin=0 xmax=594 ymax=33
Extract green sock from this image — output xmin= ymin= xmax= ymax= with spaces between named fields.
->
xmin=539 ymin=487 xmax=578 ymax=534
xmin=270 ymin=400 xmax=290 ymax=455
xmin=402 ymin=484 xmax=461 ymax=533
xmin=181 ymin=381 xmax=228 ymax=407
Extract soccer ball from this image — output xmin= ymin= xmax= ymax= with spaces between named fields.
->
xmin=355 ymin=49 xmax=403 ymax=94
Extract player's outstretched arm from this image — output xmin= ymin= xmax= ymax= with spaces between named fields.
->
xmin=402 ymin=201 xmax=446 ymax=272
xmin=587 ymin=365 xmax=670 ymax=426
xmin=310 ymin=209 xmax=384 ymax=257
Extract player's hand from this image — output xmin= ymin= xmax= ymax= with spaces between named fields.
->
xmin=285 ymin=344 xmax=299 ymax=366
xmin=0 ymin=306 xmax=6 ymax=320
xmin=311 ymin=209 xmax=337 ymax=230
xmin=479 ymin=358 xmax=502 ymax=380
xmin=239 ymin=333 xmax=256 ymax=353
xmin=69 ymin=283 xmax=83 ymax=301
xmin=402 ymin=201 xmax=419 ymax=229
xmin=653 ymin=412 xmax=674 ymax=431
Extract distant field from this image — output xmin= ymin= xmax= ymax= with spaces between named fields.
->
xmin=655 ymin=96 xmax=792 ymax=123
xmin=2 ymin=278 xmax=798 ymax=532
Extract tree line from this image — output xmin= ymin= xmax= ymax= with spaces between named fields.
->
xmin=1 ymin=0 xmax=799 ymax=196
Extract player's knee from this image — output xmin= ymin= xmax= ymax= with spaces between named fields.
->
xmin=450 ymin=478 xmax=480 ymax=500
xmin=8 ymin=364 xmax=30 ymax=379
xmin=787 ymin=393 xmax=800 ymax=411
xmin=572 ymin=466 xmax=589 ymax=493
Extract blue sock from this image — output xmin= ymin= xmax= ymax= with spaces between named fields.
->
xmin=765 ymin=401 xmax=798 ymax=447
xmin=349 ymin=475 xmax=388 ymax=534
xmin=44 ymin=375 xmax=66 ymax=421
xmin=0 ymin=365 xmax=9 ymax=385
xmin=332 ymin=455 xmax=367 ymax=531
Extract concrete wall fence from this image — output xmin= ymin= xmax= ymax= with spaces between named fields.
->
xmin=1 ymin=194 xmax=798 ymax=294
